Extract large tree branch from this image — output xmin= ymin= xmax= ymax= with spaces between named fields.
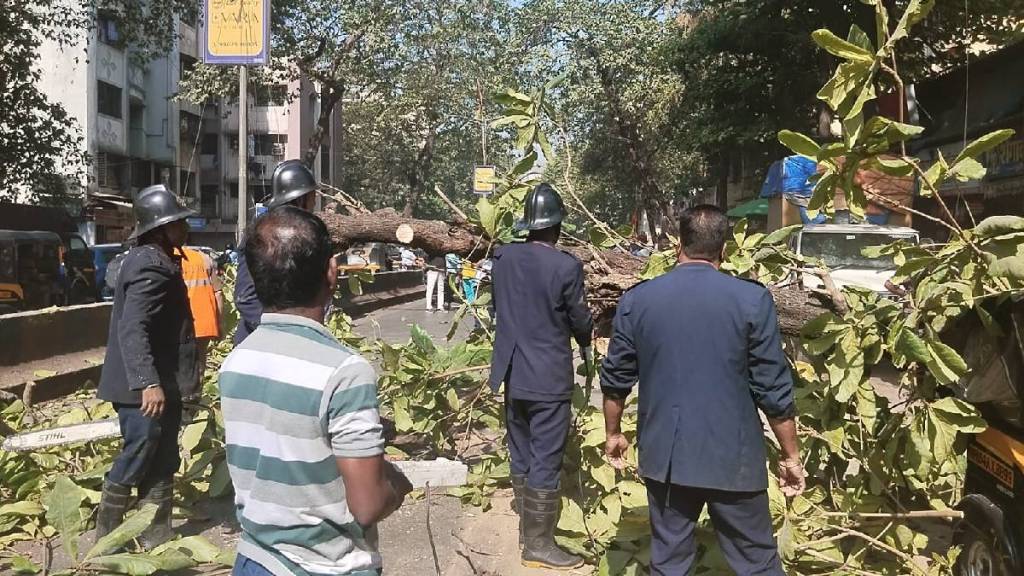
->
xmin=318 ymin=210 xmax=836 ymax=336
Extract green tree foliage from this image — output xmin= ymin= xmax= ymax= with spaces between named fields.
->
xmin=666 ymin=0 xmax=1023 ymax=198
xmin=1 ymin=0 xmax=197 ymax=205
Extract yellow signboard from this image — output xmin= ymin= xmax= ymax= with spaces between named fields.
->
xmin=204 ymin=0 xmax=270 ymax=65
xmin=473 ymin=165 xmax=496 ymax=195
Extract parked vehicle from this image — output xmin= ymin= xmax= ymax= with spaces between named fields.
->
xmin=92 ymin=243 xmax=125 ymax=301
xmin=949 ymin=301 xmax=1024 ymax=576
xmin=793 ymin=224 xmax=919 ymax=294
xmin=62 ymin=233 xmax=97 ymax=305
xmin=0 ymin=230 xmax=65 ymax=313
xmin=340 ymin=242 xmax=389 ymax=273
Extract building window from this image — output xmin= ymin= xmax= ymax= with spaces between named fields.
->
xmin=180 ymin=54 xmax=197 ymax=77
xmin=253 ymin=134 xmax=287 ymax=156
xmin=97 ymin=81 xmax=123 ymax=119
xmin=200 ymin=185 xmax=218 ymax=216
xmin=131 ymin=159 xmax=153 ymax=189
xmin=180 ymin=8 xmax=197 ymax=26
xmin=97 ymin=13 xmax=121 ymax=46
xmin=201 ymin=133 xmax=219 ymax=155
xmin=252 ymin=84 xmax=289 ymax=107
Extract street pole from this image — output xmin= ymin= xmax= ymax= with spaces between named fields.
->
xmin=237 ymin=65 xmax=248 ymax=244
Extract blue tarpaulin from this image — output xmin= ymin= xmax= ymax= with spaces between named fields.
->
xmin=759 ymin=156 xmax=817 ymax=198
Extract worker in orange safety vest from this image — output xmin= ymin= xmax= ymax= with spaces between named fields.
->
xmin=179 ymin=247 xmax=221 ymax=400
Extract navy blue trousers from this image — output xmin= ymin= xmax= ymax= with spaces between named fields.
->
xmin=232 ymin=555 xmax=272 ymax=576
xmin=107 ymin=403 xmax=182 ymax=488
xmin=505 ymin=394 xmax=571 ymax=490
xmin=645 ymin=479 xmax=784 ymax=576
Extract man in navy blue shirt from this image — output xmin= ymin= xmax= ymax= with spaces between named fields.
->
xmin=601 ymin=205 xmax=803 ymax=575
xmin=234 ymin=160 xmax=318 ymax=345
xmin=489 ymin=183 xmax=593 ymax=570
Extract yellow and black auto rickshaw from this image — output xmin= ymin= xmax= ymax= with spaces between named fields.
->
xmin=953 ymin=300 xmax=1024 ymax=576
xmin=0 ymin=230 xmax=64 ymax=313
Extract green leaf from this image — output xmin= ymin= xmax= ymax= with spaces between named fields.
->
xmin=410 ymin=325 xmax=436 ymax=354
xmin=763 ymin=224 xmax=801 ymax=245
xmin=949 ymin=157 xmax=986 ymax=181
xmin=0 ymin=501 xmax=45 ymax=518
xmin=556 ymin=498 xmax=586 ymax=534
xmin=925 ymin=338 xmax=969 ymax=385
xmin=490 ymin=114 xmax=531 ymax=129
xmin=6 ymin=555 xmax=40 ymax=574
xmin=509 ymin=150 xmax=538 ymax=180
xmin=536 ymin=130 xmax=554 ymax=163
xmin=974 ymin=215 xmax=1024 ymax=238
xmin=209 ymin=459 xmax=233 ymax=498
xmin=475 ymin=196 xmax=497 ymax=237
xmin=778 ymin=130 xmax=821 ymax=158
xmin=930 ymin=397 xmax=986 ymax=433
xmin=811 ymin=29 xmax=874 ymax=62
xmin=85 ymin=553 xmax=163 ymax=575
xmin=43 ymin=476 xmax=87 ymax=562
xmin=896 ymin=328 xmax=930 ymax=363
xmin=179 ymin=420 xmax=208 ymax=454
xmin=954 ymin=129 xmax=1016 ymax=165
xmin=872 ymin=156 xmax=915 ymax=177
xmin=921 ymin=153 xmax=948 ymax=194
xmin=152 ymin=535 xmax=221 ymax=563
xmin=847 ymin=24 xmax=874 ymax=52
xmin=618 ymin=481 xmax=648 ymax=508
xmin=85 ymin=505 xmax=158 ymax=560
xmin=592 ymin=464 xmax=617 ymax=491
xmin=588 ymin=226 xmax=617 ymax=249
xmin=817 ymin=61 xmax=871 ymax=116
xmin=891 ymin=0 xmax=936 ymax=43
xmin=347 ymin=275 xmax=363 ymax=297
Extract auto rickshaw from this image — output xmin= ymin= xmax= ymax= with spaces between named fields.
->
xmin=0 ymin=230 xmax=64 ymax=313
xmin=952 ymin=300 xmax=1024 ymax=576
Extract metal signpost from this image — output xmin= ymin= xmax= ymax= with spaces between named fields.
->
xmin=202 ymin=0 xmax=271 ymax=243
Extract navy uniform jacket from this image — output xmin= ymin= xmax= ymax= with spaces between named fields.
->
xmin=600 ymin=263 xmax=795 ymax=492
xmin=98 ymin=245 xmax=196 ymax=405
xmin=233 ymin=250 xmax=261 ymax=345
xmin=489 ymin=242 xmax=593 ymax=401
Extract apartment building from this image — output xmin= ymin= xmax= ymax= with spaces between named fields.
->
xmin=36 ymin=12 xmax=342 ymax=247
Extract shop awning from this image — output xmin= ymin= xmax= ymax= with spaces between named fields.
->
xmin=727 ymin=198 xmax=769 ymax=218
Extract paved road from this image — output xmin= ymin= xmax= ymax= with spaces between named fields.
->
xmin=351 ymin=300 xmax=474 ymax=345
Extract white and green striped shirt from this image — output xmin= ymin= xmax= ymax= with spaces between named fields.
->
xmin=220 ymin=313 xmax=385 ymax=576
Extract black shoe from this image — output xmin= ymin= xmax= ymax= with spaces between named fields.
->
xmin=95 ymin=478 xmax=133 ymax=541
xmin=511 ymin=474 xmax=526 ymax=549
xmin=137 ymin=478 xmax=175 ymax=550
xmin=521 ymin=486 xmax=584 ymax=570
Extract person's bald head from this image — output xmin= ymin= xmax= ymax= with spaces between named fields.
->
xmin=244 ymin=206 xmax=336 ymax=311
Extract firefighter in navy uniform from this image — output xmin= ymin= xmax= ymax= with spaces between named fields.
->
xmin=489 ymin=183 xmax=594 ymax=570
xmin=95 ymin=185 xmax=197 ymax=548
xmin=234 ymin=159 xmax=319 ymax=344
xmin=601 ymin=205 xmax=803 ymax=575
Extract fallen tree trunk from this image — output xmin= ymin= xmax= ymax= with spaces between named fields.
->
xmin=319 ymin=209 xmax=836 ymax=335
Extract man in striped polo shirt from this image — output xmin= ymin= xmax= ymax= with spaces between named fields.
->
xmin=220 ymin=207 xmax=411 ymax=576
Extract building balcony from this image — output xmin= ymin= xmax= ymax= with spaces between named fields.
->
xmin=222 ymin=105 xmax=290 ymax=134
xmin=222 ymin=154 xmax=281 ymax=183
xmin=96 ymin=115 xmax=127 ymax=154
xmin=180 ymin=100 xmax=201 ymax=116
xmin=179 ymin=22 xmax=198 ymax=59
xmin=96 ymin=43 xmax=126 ymax=88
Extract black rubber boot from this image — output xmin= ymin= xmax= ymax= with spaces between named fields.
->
xmin=137 ymin=478 xmax=174 ymax=550
xmin=511 ymin=474 xmax=526 ymax=549
xmin=95 ymin=479 xmax=133 ymax=541
xmin=521 ymin=486 xmax=584 ymax=570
